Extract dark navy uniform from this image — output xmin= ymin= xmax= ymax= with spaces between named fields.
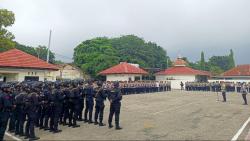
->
xmin=108 ymin=82 xmax=122 ymax=130
xmin=50 ymin=85 xmax=65 ymax=132
xmin=94 ymin=86 xmax=107 ymax=126
xmin=77 ymin=85 xmax=84 ymax=121
xmin=84 ymin=84 xmax=95 ymax=124
xmin=14 ymin=92 xmax=26 ymax=136
xmin=24 ymin=92 xmax=40 ymax=140
xmin=0 ymin=85 xmax=13 ymax=141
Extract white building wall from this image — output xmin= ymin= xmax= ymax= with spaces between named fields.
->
xmin=106 ymin=74 xmax=142 ymax=81
xmin=0 ymin=68 xmax=56 ymax=82
xmin=208 ymin=79 xmax=250 ymax=83
xmin=53 ymin=65 xmax=83 ymax=80
xmin=156 ymin=75 xmax=196 ymax=89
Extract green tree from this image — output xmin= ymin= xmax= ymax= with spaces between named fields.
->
xmin=74 ymin=37 xmax=119 ymax=77
xmin=229 ymin=49 xmax=235 ymax=68
xmin=35 ymin=45 xmax=55 ymax=63
xmin=74 ymin=35 xmax=170 ymax=78
xmin=15 ymin=43 xmax=55 ymax=63
xmin=209 ymin=65 xmax=224 ymax=75
xmin=0 ymin=9 xmax=15 ymax=52
xmin=199 ymin=51 xmax=205 ymax=70
xmin=208 ymin=56 xmax=232 ymax=71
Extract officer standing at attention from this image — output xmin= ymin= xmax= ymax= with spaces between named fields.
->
xmin=221 ymin=82 xmax=227 ymax=102
xmin=94 ymin=81 xmax=107 ymax=126
xmin=77 ymin=80 xmax=85 ymax=121
xmin=24 ymin=83 xmax=40 ymax=140
xmin=14 ymin=84 xmax=26 ymax=136
xmin=240 ymin=83 xmax=248 ymax=105
xmin=108 ymin=82 xmax=122 ymax=130
xmin=68 ymin=81 xmax=79 ymax=128
xmin=84 ymin=80 xmax=95 ymax=124
xmin=0 ymin=83 xmax=14 ymax=141
xmin=50 ymin=82 xmax=65 ymax=132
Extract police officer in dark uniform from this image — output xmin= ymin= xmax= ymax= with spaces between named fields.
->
xmin=77 ymin=80 xmax=84 ymax=121
xmin=108 ymin=82 xmax=122 ymax=130
xmin=24 ymin=83 xmax=40 ymax=140
xmin=84 ymin=80 xmax=95 ymax=124
xmin=14 ymin=84 xmax=26 ymax=136
xmin=43 ymin=82 xmax=52 ymax=131
xmin=94 ymin=81 xmax=107 ymax=126
xmin=0 ymin=83 xmax=14 ymax=141
xmin=50 ymin=82 xmax=64 ymax=132
xmin=62 ymin=81 xmax=71 ymax=126
xmin=69 ymin=81 xmax=80 ymax=128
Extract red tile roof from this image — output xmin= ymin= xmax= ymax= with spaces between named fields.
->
xmin=223 ymin=65 xmax=250 ymax=76
xmin=0 ymin=49 xmax=58 ymax=70
xmin=155 ymin=66 xmax=210 ymax=76
xmin=99 ymin=62 xmax=148 ymax=75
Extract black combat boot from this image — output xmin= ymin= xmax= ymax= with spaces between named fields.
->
xmin=115 ymin=123 xmax=122 ymax=130
xmin=108 ymin=123 xmax=113 ymax=129
xmin=24 ymin=134 xmax=30 ymax=139
xmin=99 ymin=123 xmax=106 ymax=126
xmin=44 ymin=126 xmax=50 ymax=131
xmin=115 ymin=126 xmax=122 ymax=130
xmin=29 ymin=136 xmax=40 ymax=141
xmin=83 ymin=119 xmax=88 ymax=123
xmin=94 ymin=121 xmax=98 ymax=125
xmin=72 ymin=124 xmax=80 ymax=128
xmin=53 ymin=129 xmax=62 ymax=133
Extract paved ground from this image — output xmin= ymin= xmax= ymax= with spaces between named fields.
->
xmin=5 ymin=90 xmax=250 ymax=140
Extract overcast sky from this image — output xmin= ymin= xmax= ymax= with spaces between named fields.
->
xmin=1 ymin=0 xmax=250 ymax=64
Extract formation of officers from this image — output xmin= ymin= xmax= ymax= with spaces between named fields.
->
xmin=119 ymin=81 xmax=171 ymax=94
xmin=185 ymin=81 xmax=249 ymax=105
xmin=0 ymin=80 xmax=123 ymax=141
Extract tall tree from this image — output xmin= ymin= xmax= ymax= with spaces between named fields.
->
xmin=229 ymin=49 xmax=235 ymax=68
xmin=74 ymin=35 xmax=170 ymax=78
xmin=74 ymin=37 xmax=120 ymax=77
xmin=0 ymin=9 xmax=15 ymax=52
xmin=199 ymin=51 xmax=205 ymax=70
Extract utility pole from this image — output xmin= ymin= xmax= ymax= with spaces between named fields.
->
xmin=47 ymin=30 xmax=52 ymax=63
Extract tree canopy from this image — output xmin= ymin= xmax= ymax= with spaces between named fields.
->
xmin=74 ymin=35 xmax=170 ymax=77
xmin=0 ymin=9 xmax=15 ymax=52
xmin=188 ymin=50 xmax=236 ymax=75
xmin=15 ymin=42 xmax=56 ymax=63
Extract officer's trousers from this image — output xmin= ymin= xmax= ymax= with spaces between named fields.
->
xmin=78 ymin=99 xmax=84 ymax=120
xmin=0 ymin=111 xmax=10 ymax=141
xmin=94 ymin=103 xmax=105 ymax=123
xmin=15 ymin=106 xmax=25 ymax=135
xmin=222 ymin=92 xmax=227 ymax=102
xmin=242 ymin=94 xmax=248 ymax=104
xmin=108 ymin=103 xmax=121 ymax=127
xmin=25 ymin=111 xmax=36 ymax=138
xmin=84 ymin=101 xmax=93 ymax=122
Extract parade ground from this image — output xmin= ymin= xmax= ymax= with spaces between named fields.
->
xmin=5 ymin=90 xmax=250 ymax=140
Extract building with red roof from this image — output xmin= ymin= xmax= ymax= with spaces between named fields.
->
xmin=210 ymin=65 xmax=250 ymax=83
xmin=99 ymin=62 xmax=148 ymax=81
xmin=155 ymin=58 xmax=210 ymax=89
xmin=0 ymin=49 xmax=58 ymax=82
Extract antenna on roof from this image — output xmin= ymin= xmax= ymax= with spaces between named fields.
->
xmin=47 ymin=30 xmax=52 ymax=63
